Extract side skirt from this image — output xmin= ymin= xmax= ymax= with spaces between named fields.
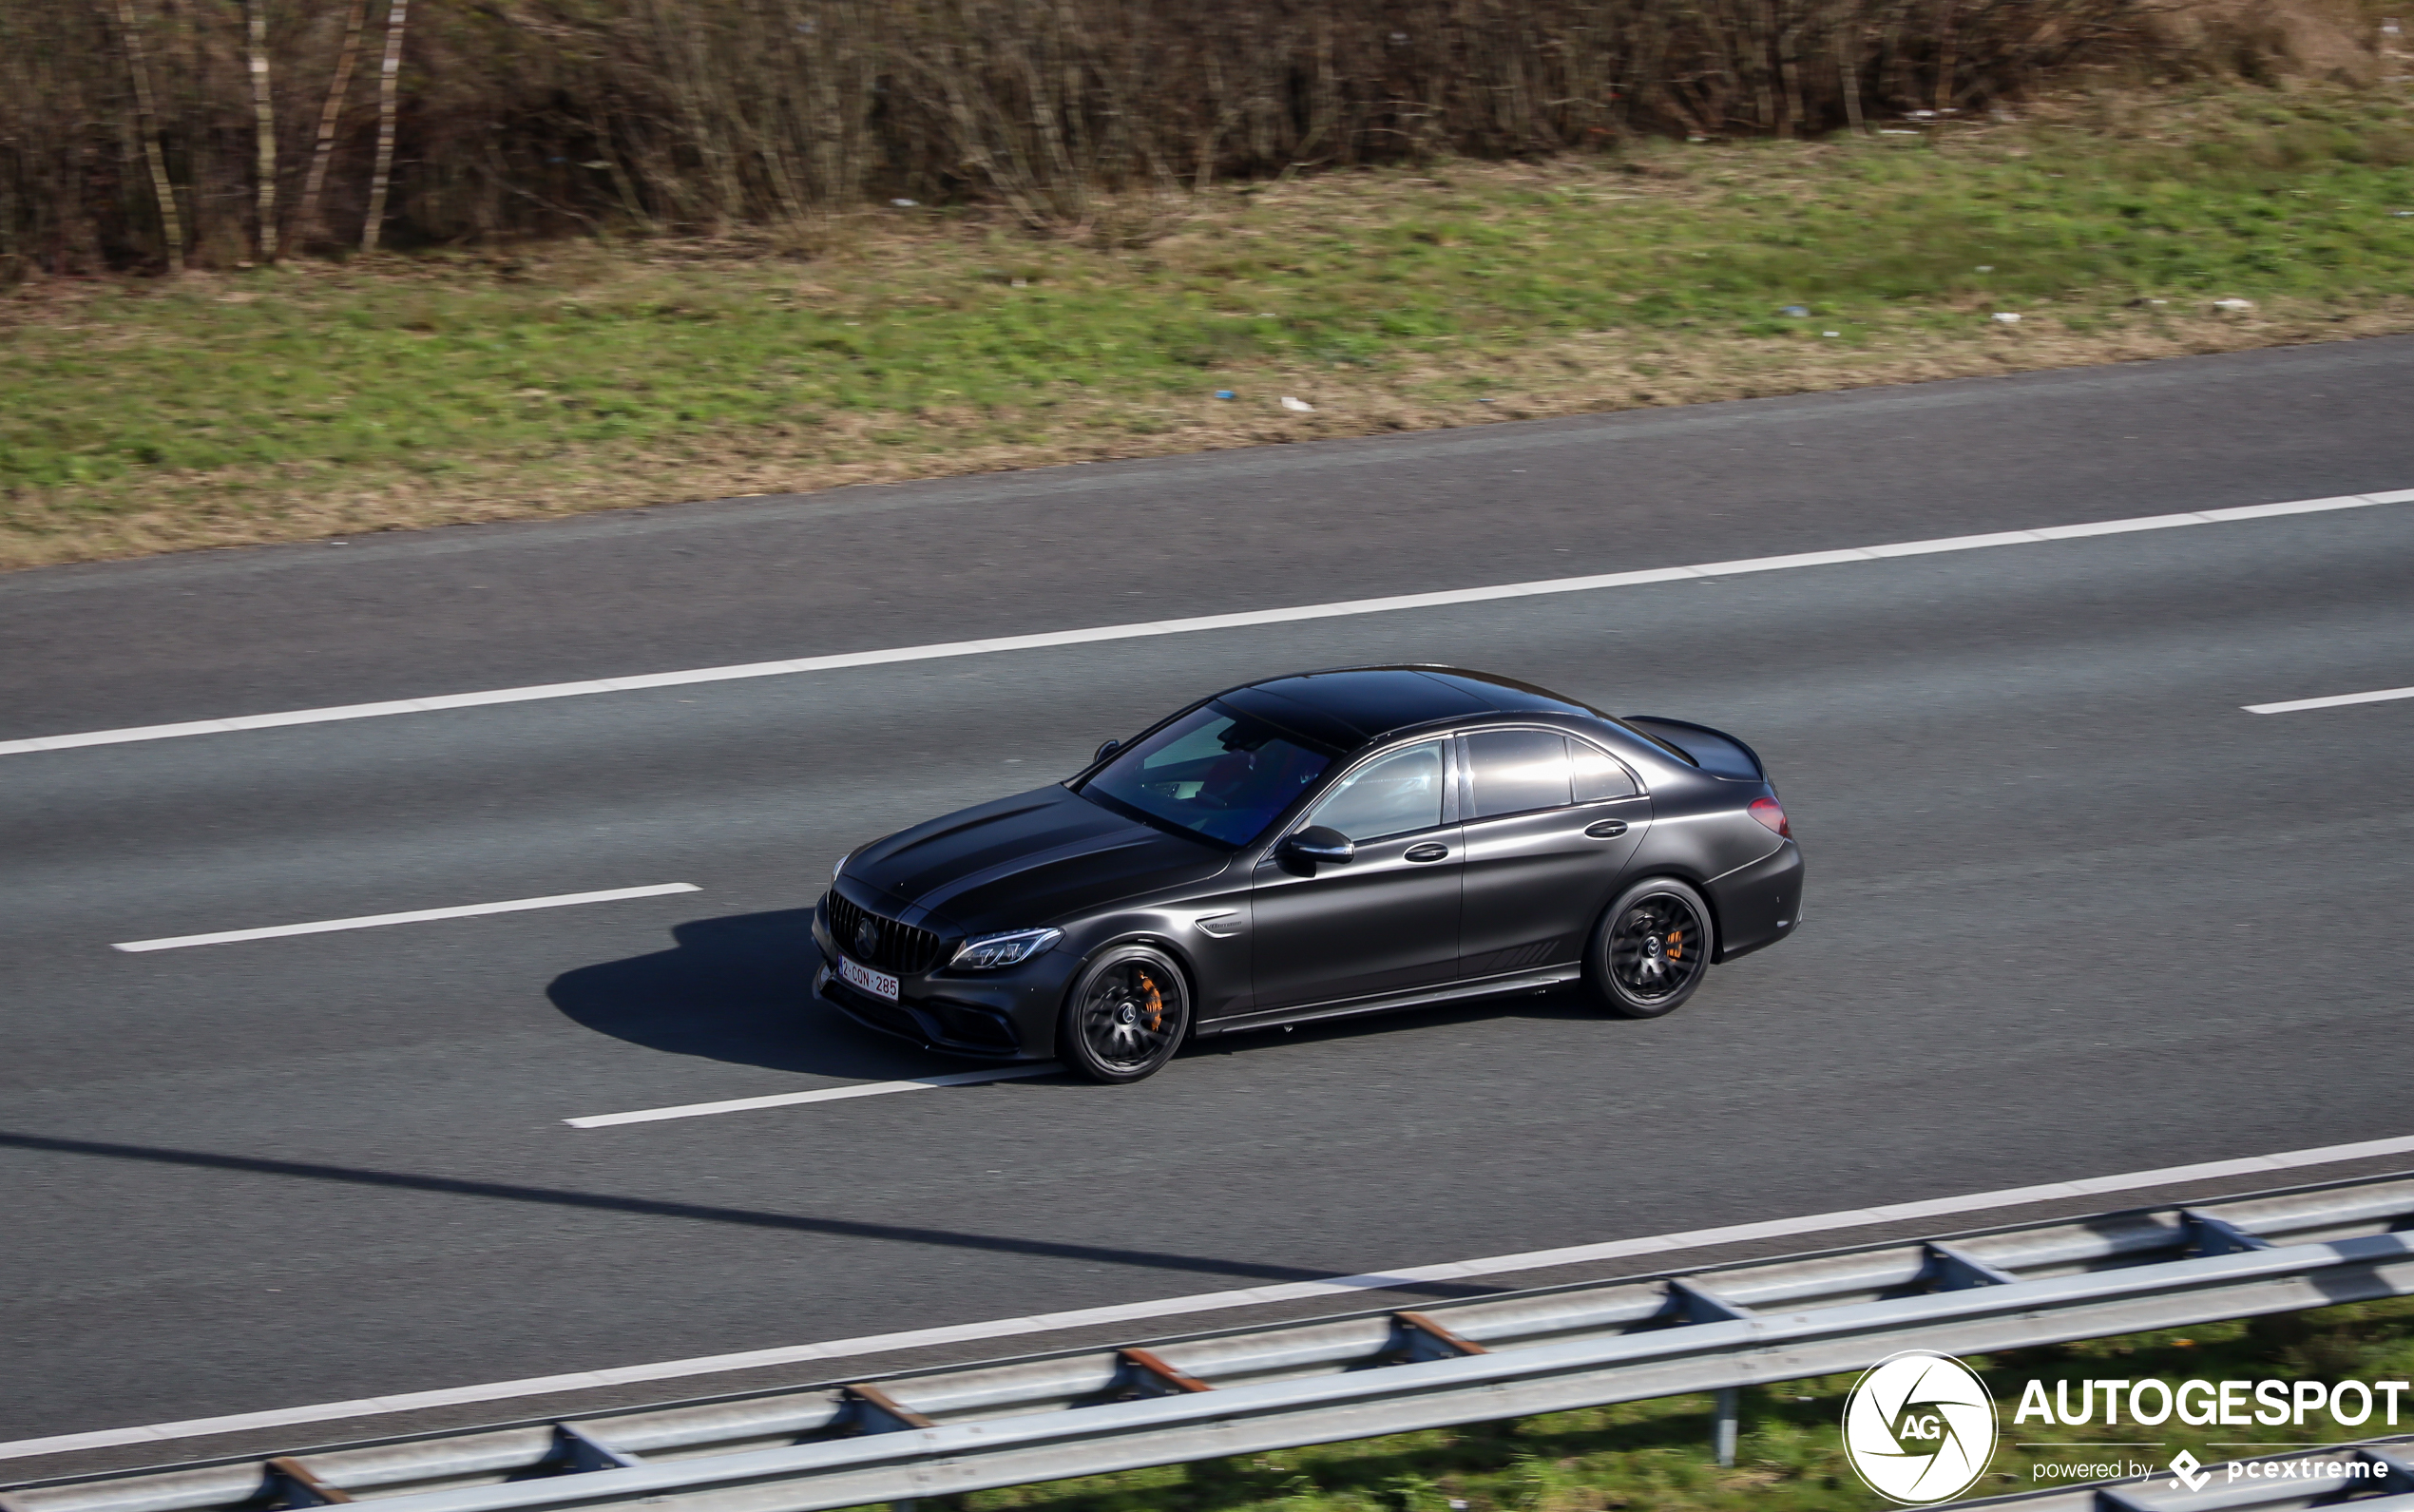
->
xmin=1197 ymin=966 xmax=1582 ymax=1037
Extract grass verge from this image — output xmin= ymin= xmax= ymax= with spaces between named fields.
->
xmin=6 ymin=80 xmax=2414 ymax=569
xmin=847 ymin=1296 xmax=2414 ymax=1511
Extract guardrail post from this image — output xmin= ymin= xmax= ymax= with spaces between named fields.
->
xmin=2364 ymin=1445 xmax=2414 ymax=1494
xmin=1118 ymin=1347 xmax=1216 ymax=1396
xmin=1925 ymin=1241 xmax=2019 ymax=1291
xmin=1661 ymin=1280 xmax=1752 ymax=1466
xmin=841 ymin=1383 xmax=937 ymax=1434
xmin=1391 ymin=1311 xmax=1490 ymax=1363
xmin=263 ymin=1459 xmax=350 ymax=1507
xmin=548 ymin=1425 xmax=642 ymax=1474
xmin=1666 ymin=1278 xmax=1752 ymax=1324
xmin=2181 ymin=1210 xmax=2274 ymax=1257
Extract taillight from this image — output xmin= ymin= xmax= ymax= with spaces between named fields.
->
xmin=1750 ymin=796 xmax=1791 ymax=838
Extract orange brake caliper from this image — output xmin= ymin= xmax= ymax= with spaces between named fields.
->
xmin=1137 ymin=973 xmax=1165 ymax=1032
xmin=1666 ymin=929 xmax=1683 ymax=960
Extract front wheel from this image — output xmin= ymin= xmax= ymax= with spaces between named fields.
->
xmin=1059 ymin=945 xmax=1191 ymax=1083
xmin=1586 ymin=878 xmax=1715 ymax=1019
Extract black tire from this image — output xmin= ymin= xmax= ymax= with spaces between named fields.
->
xmin=1058 ymin=944 xmax=1191 ymax=1083
xmin=1585 ymin=878 xmax=1715 ymax=1019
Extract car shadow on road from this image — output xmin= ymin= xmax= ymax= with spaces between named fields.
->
xmin=555 ymin=911 xmax=1644 ymax=1078
xmin=548 ymin=907 xmax=942 ymax=1080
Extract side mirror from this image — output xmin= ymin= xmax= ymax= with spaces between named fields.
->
xmin=1093 ymin=738 xmax=1122 ymax=765
xmin=1280 ymin=825 xmax=1355 ymax=866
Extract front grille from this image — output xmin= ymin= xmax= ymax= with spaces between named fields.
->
xmin=825 ymin=890 xmax=945 ymax=975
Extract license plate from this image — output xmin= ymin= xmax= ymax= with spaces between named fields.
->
xmin=835 ymin=954 xmax=899 ymax=1002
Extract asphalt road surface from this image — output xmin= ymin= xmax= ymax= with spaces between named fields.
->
xmin=5 ymin=337 xmax=2413 ymax=1481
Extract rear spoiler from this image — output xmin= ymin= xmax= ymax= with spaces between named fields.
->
xmin=1619 ymin=716 xmax=1767 ymax=781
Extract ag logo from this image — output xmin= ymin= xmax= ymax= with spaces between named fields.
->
xmin=1842 ymin=1349 xmax=1999 ymax=1504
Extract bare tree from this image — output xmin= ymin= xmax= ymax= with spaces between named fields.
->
xmin=103 ymin=0 xmax=183 ymax=271
xmin=297 ymin=0 xmax=367 ymax=244
xmin=5 ymin=0 xmax=2175 ymax=279
xmin=360 ymin=0 xmax=405 ymax=251
xmin=244 ymin=0 xmax=277 ymax=259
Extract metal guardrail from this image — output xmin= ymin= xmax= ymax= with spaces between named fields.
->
xmin=8 ymin=1176 xmax=2413 ymax=1512
xmin=1955 ymin=1436 xmax=2414 ymax=1510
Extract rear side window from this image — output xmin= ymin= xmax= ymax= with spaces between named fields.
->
xmin=1466 ymin=729 xmax=1572 ymax=818
xmin=1570 ymin=740 xmax=1638 ymax=802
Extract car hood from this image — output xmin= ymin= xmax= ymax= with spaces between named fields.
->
xmin=844 ymin=785 xmax=1232 ymax=935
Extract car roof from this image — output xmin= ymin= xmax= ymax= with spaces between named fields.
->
xmin=1216 ymin=665 xmax=1602 ymax=750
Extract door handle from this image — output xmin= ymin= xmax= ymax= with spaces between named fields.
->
xmin=1584 ymin=819 xmax=1629 ymax=838
xmin=1404 ymin=842 xmax=1451 ymax=862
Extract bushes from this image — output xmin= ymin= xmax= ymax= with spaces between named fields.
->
xmin=4 ymin=0 xmax=2161 ymax=279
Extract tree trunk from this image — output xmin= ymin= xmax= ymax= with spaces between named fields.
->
xmin=297 ymin=0 xmax=366 ymax=245
xmin=1836 ymin=6 xmax=1866 ymax=133
xmin=1932 ymin=0 xmax=1957 ymax=112
xmin=244 ymin=0 xmax=276 ymax=259
xmin=105 ymin=0 xmax=183 ymax=272
xmin=361 ymin=0 xmax=405 ymax=251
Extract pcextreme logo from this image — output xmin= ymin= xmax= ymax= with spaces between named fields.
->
xmin=1842 ymin=1350 xmax=2000 ymax=1504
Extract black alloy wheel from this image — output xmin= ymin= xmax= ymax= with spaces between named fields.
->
xmin=1060 ymin=945 xmax=1191 ymax=1083
xmin=1588 ymin=878 xmax=1715 ymax=1018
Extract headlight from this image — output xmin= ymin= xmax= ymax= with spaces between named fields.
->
xmin=949 ymin=928 xmax=1063 ymax=970
xmin=832 ymin=850 xmax=852 ymax=882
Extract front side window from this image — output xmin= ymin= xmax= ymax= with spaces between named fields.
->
xmin=1079 ymin=703 xmax=1334 ymax=846
xmin=1466 ymin=728 xmax=1574 ymax=818
xmin=1305 ymin=740 xmax=1446 ymax=841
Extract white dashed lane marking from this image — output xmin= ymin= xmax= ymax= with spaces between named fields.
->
xmin=111 ymin=883 xmax=701 ymax=953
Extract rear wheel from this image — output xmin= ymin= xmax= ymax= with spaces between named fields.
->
xmin=1586 ymin=878 xmax=1714 ymax=1019
xmin=1059 ymin=945 xmax=1190 ymax=1083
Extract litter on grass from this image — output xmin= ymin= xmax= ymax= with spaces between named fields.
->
xmin=2213 ymin=297 xmax=2255 ymax=311
xmin=1280 ymin=396 xmax=1315 ymax=411
xmin=1780 ymin=304 xmax=1810 ymax=316
xmin=1992 ymin=312 xmax=2022 ymax=324
xmin=1213 ymin=390 xmax=1236 ymax=400
xmin=891 ymin=198 xmax=918 ymax=208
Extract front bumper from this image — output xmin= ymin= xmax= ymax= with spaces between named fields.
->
xmin=811 ymin=899 xmax=1074 ymax=1061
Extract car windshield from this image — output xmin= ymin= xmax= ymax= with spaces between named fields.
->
xmin=1079 ymin=703 xmax=1336 ymax=846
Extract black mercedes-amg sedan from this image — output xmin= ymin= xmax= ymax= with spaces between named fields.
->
xmin=814 ymin=666 xmax=1803 ymax=1083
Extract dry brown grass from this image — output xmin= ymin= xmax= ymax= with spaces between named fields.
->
xmin=12 ymin=298 xmax=2403 ymax=573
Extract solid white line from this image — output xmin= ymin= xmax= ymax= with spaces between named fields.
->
xmin=110 ymin=884 xmax=701 ymax=953
xmin=565 ymin=1065 xmax=1063 ymax=1127
xmin=5 ymin=488 xmax=2405 ymax=761
xmin=2244 ymin=685 xmax=2414 ymax=715
xmin=8 ymin=1128 xmax=2410 ymax=1464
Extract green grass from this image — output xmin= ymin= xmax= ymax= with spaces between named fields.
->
xmin=6 ymin=81 xmax=2413 ymax=565
xmin=870 ymin=1296 xmax=2414 ymax=1512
